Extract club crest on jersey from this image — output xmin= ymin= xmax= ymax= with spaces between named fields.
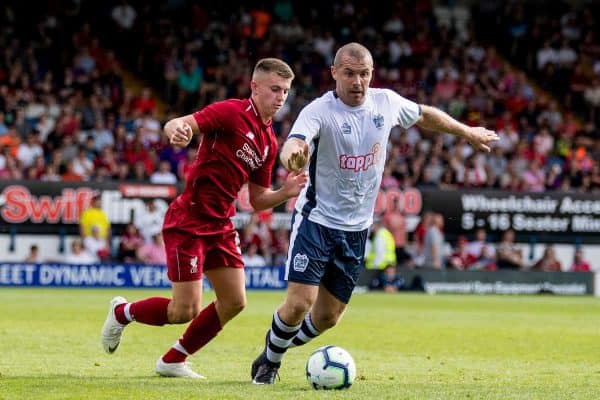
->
xmin=190 ymin=256 xmax=198 ymax=274
xmin=293 ymin=253 xmax=309 ymax=272
xmin=373 ymin=114 xmax=384 ymax=129
xmin=341 ymin=122 xmax=352 ymax=135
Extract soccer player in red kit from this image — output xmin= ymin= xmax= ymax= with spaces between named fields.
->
xmin=101 ymin=58 xmax=308 ymax=378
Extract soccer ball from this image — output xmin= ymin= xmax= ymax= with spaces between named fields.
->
xmin=306 ymin=345 xmax=356 ymax=390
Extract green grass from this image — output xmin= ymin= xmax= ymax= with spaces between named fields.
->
xmin=1 ymin=289 xmax=600 ymax=399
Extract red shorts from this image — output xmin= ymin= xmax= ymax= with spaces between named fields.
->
xmin=162 ymin=203 xmax=243 ymax=282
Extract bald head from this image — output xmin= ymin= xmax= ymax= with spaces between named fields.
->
xmin=331 ymin=42 xmax=374 ymax=107
xmin=333 ymin=42 xmax=373 ymax=68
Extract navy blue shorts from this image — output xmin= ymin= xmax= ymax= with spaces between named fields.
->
xmin=285 ymin=211 xmax=368 ymax=304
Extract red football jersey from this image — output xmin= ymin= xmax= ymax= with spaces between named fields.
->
xmin=175 ymin=98 xmax=278 ymax=220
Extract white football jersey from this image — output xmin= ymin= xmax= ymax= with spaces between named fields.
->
xmin=289 ymin=88 xmax=421 ymax=231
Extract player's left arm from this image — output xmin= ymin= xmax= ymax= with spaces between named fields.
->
xmin=247 ymin=171 xmax=308 ymax=211
xmin=416 ymin=105 xmax=499 ymax=152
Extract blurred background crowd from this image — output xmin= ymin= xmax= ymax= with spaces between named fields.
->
xmin=0 ymin=0 xmax=598 ymax=271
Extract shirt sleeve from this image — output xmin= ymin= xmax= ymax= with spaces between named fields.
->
xmin=288 ymin=100 xmax=321 ymax=143
xmin=387 ymin=89 xmax=421 ymax=129
xmin=192 ymin=101 xmax=229 ymax=133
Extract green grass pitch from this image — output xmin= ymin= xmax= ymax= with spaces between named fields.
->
xmin=1 ymin=288 xmax=599 ymax=399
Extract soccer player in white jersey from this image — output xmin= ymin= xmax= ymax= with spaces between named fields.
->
xmin=251 ymin=42 xmax=499 ymax=384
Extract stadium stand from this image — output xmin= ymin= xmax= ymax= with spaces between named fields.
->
xmin=0 ymin=1 xmax=598 ymax=269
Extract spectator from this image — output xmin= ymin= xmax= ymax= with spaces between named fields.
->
xmin=570 ymin=248 xmax=591 ymax=272
xmin=242 ymin=212 xmax=272 ymax=259
xmin=132 ymin=88 xmax=157 ymax=115
xmin=467 ymin=228 xmax=495 ymax=260
xmin=136 ymin=232 xmax=166 ymax=265
xmin=471 ymin=244 xmax=498 ymax=271
xmin=16 ymin=132 xmax=43 ymax=169
xmin=24 ymin=244 xmax=42 ymax=263
xmin=134 ymin=199 xmax=166 ymax=243
xmin=423 ymin=213 xmax=445 ymax=269
xmin=521 ymin=159 xmax=546 ymax=192
xmin=496 ymin=229 xmax=525 ymax=270
xmin=365 ymin=216 xmax=397 ymax=270
xmin=532 ymin=246 xmax=562 ymax=272
xmin=383 ymin=198 xmax=411 ymax=267
xmin=448 ymin=236 xmax=477 ymax=270
xmin=414 ymin=211 xmax=433 ymax=259
xmin=242 ymin=243 xmax=267 ymax=267
xmin=79 ymin=193 xmax=111 ymax=242
xmin=64 ymin=239 xmax=97 ymax=264
xmin=83 ymin=225 xmax=111 ymax=262
xmin=371 ymin=265 xmax=404 ymax=293
xmin=117 ymin=223 xmax=145 ymax=262
xmin=270 ymin=227 xmax=289 ymax=266
xmin=89 ymin=119 xmax=115 ymax=152
xmin=135 ymin=110 xmax=161 ymax=146
xmin=72 ymin=146 xmax=95 ymax=180
xmin=150 ymin=160 xmax=177 ymax=184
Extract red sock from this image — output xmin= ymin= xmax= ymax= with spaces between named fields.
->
xmin=128 ymin=297 xmax=171 ymax=326
xmin=114 ymin=303 xmax=129 ymax=325
xmin=162 ymin=302 xmax=222 ymax=363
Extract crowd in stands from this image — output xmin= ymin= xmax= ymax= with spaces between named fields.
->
xmin=1 ymin=1 xmax=598 ymax=267
xmin=368 ymin=212 xmax=592 ymax=292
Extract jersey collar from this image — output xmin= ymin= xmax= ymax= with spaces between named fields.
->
xmin=332 ymin=89 xmax=371 ymax=112
xmin=248 ymin=98 xmax=272 ymax=127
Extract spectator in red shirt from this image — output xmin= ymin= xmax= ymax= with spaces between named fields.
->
xmin=570 ymin=248 xmax=592 ymax=272
xmin=448 ymin=236 xmax=478 ymax=270
xmin=132 ymin=87 xmax=157 ymax=115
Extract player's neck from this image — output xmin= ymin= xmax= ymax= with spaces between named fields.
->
xmin=250 ymin=97 xmax=273 ymax=124
xmin=333 ymin=90 xmax=367 ymax=108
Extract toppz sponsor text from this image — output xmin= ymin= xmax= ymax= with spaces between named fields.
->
xmin=339 ymin=143 xmax=382 ymax=172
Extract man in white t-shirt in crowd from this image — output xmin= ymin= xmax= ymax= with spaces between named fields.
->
xmin=251 ymin=42 xmax=499 ymax=384
xmin=242 ymin=243 xmax=267 ymax=268
xmin=64 ymin=238 xmax=97 ymax=264
xmin=84 ymin=225 xmax=111 ymax=262
xmin=134 ymin=199 xmax=166 ymax=243
xmin=466 ymin=227 xmax=495 ymax=261
xmin=150 ymin=160 xmax=177 ymax=184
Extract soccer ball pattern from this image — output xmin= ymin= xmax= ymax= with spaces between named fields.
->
xmin=306 ymin=345 xmax=356 ymax=390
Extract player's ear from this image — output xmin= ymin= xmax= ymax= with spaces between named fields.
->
xmin=330 ymin=65 xmax=337 ymax=80
xmin=250 ymin=79 xmax=258 ymax=92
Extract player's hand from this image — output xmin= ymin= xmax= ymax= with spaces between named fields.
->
xmin=286 ymin=143 xmax=309 ymax=171
xmin=167 ymin=120 xmax=193 ymax=147
xmin=464 ymin=127 xmax=499 ymax=152
xmin=282 ymin=170 xmax=308 ymax=197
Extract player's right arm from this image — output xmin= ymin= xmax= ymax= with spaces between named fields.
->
xmin=163 ymin=114 xmax=200 ymax=147
xmin=280 ymin=97 xmax=322 ymax=172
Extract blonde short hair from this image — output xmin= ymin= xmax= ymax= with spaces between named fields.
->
xmin=253 ymin=58 xmax=295 ymax=80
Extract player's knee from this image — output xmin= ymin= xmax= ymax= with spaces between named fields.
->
xmin=226 ymin=297 xmax=247 ymax=316
xmin=316 ymin=312 xmax=341 ymax=330
xmin=216 ymin=297 xmax=246 ymax=323
xmin=169 ymin=303 xmax=201 ymax=323
xmin=285 ymin=298 xmax=312 ymax=320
